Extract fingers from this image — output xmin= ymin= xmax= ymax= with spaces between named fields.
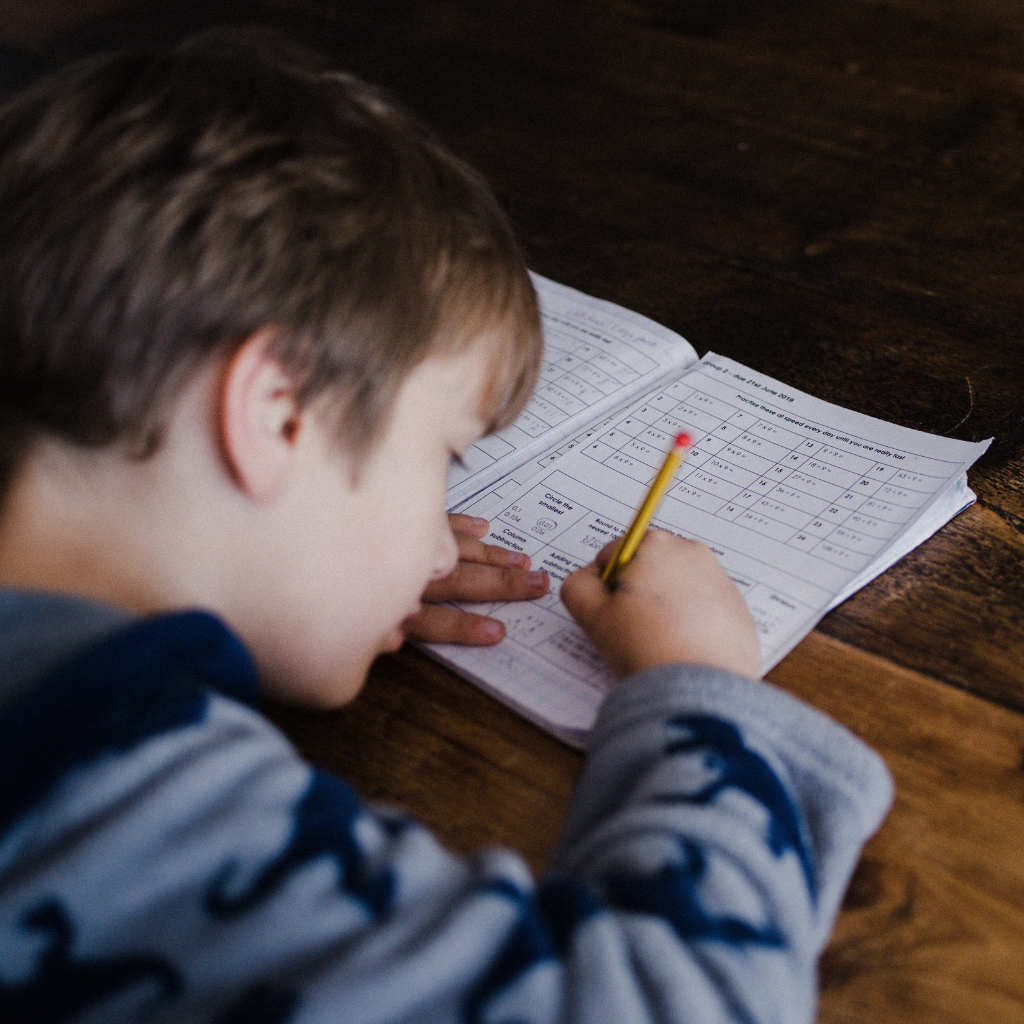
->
xmin=450 ymin=515 xmax=532 ymax=571
xmin=448 ymin=513 xmax=490 ymax=540
xmin=402 ymin=603 xmax=506 ymax=645
xmin=422 ymin=559 xmax=548 ymax=603
xmin=412 ymin=516 xmax=549 ymax=646
xmin=559 ymin=556 xmax=607 ymax=630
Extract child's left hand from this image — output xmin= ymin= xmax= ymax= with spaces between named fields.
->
xmin=402 ymin=515 xmax=549 ymax=645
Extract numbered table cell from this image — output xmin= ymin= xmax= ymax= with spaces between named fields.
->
xmin=829 ymin=525 xmax=886 ymax=557
xmin=710 ymin=421 xmax=745 ymax=443
xmin=583 ymin=441 xmax=619 ymax=463
xmin=535 ymin=380 xmax=590 ymax=418
xmin=795 ymin=439 xmax=824 ymax=456
xmin=539 ymin=361 xmax=567 ymax=382
xmin=683 ymin=434 xmax=728 ymax=458
xmin=624 ymin=434 xmax=674 ymax=468
xmin=648 ymin=391 xmax=682 ymax=415
xmin=661 ymin=402 xmax=723 ymax=436
xmin=767 ymin=481 xmax=829 ymax=517
xmin=732 ymin=430 xmax=798 ymax=465
xmin=800 ymin=458 xmax=860 ymax=491
xmin=663 ymin=379 xmax=696 ymax=401
xmin=700 ymin=454 xmax=760 ymax=490
xmin=718 ymin=442 xmax=777 ymax=478
xmin=515 ymin=408 xmax=555 ymax=438
xmin=802 ymin=516 xmax=837 ymax=538
xmin=630 ymin=403 xmax=667 ymax=426
xmin=865 ymin=463 xmax=898 ymax=482
xmin=552 ymin=352 xmax=585 ymax=373
xmin=765 ymin=464 xmax=794 ymax=482
xmin=524 ymin=392 xmax=570 ymax=428
xmin=780 ymin=451 xmax=810 ymax=471
xmin=814 ymin=444 xmax=877 ymax=477
xmin=590 ymin=349 xmax=643 ymax=384
xmin=557 ymin=358 xmax=618 ymax=397
xmin=548 ymin=371 xmax=606 ymax=407
xmin=820 ymin=503 xmax=854 ymax=525
xmin=891 ymin=468 xmax=944 ymax=492
xmin=753 ymin=496 xmax=814 ymax=530
xmin=668 ymin=479 xmax=729 ymax=517
xmin=597 ymin=425 xmax=639 ymax=449
xmin=859 ymin=495 xmax=915 ymax=524
xmin=716 ymin=503 xmax=747 ymax=522
xmin=834 ymin=489 xmax=869 ymax=511
xmin=735 ymin=508 xmax=796 ymax=543
xmin=611 ymin=414 xmax=649 ymax=438
xmin=682 ymin=467 xmax=745 ymax=503
xmin=785 ymin=469 xmax=846 ymax=504
xmin=874 ymin=481 xmax=931 ymax=510
xmin=605 ymin=451 xmax=657 ymax=485
xmin=745 ymin=419 xmax=805 ymax=451
xmin=682 ymin=390 xmax=738 ymax=421
xmin=723 ymin=408 xmax=761 ymax=430
xmin=787 ymin=530 xmax=820 ymax=552
xmin=849 ymin=476 xmax=884 ymax=498
xmin=810 ymin=539 xmax=872 ymax=572
xmin=845 ymin=509 xmax=900 ymax=539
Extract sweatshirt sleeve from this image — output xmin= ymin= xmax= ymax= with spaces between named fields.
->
xmin=544 ymin=663 xmax=894 ymax=1023
xmin=0 ymin=613 xmax=892 ymax=1024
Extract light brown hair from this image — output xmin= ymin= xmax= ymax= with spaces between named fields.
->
xmin=0 ymin=30 xmax=540 ymax=496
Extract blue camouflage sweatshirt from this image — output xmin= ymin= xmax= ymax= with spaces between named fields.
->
xmin=0 ymin=589 xmax=892 ymax=1023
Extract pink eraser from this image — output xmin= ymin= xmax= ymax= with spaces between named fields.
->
xmin=675 ymin=432 xmax=692 ymax=448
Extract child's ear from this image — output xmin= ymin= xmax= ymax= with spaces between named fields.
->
xmin=219 ymin=329 xmax=303 ymax=503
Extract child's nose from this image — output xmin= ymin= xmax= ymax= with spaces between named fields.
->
xmin=430 ymin=517 xmax=459 ymax=581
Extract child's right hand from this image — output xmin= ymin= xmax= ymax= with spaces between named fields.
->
xmin=561 ymin=530 xmax=760 ymax=680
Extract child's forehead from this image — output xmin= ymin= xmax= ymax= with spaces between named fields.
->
xmin=450 ymin=313 xmax=540 ymax=434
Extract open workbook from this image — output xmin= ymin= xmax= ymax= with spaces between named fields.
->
xmin=427 ymin=274 xmax=992 ymax=747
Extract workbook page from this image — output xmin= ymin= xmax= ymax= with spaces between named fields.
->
xmin=431 ymin=353 xmax=991 ymax=745
xmin=445 ymin=273 xmax=698 ymax=507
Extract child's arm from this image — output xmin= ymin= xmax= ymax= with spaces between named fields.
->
xmin=403 ymin=513 xmax=549 ymax=645
xmin=0 ymin=581 xmax=891 ymax=1023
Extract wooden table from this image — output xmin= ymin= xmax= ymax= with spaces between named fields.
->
xmin=8 ymin=2 xmax=1024 ymax=1021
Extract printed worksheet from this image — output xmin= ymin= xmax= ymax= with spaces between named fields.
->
xmin=445 ymin=274 xmax=697 ymax=507
xmin=433 ymin=353 xmax=991 ymax=745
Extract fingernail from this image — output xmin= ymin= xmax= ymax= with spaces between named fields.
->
xmin=480 ymin=619 xmax=504 ymax=641
xmin=527 ymin=571 xmax=547 ymax=589
xmin=470 ymin=517 xmax=489 ymax=530
xmin=508 ymin=552 xmax=530 ymax=568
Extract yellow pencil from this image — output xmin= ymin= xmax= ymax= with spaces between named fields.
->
xmin=601 ymin=432 xmax=693 ymax=587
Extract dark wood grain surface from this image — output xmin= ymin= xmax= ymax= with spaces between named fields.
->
xmin=5 ymin=3 xmax=1023 ymax=1021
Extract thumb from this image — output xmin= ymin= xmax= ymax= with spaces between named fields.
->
xmin=561 ymin=543 xmax=618 ymax=629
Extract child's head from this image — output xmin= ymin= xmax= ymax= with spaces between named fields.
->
xmin=0 ymin=30 xmax=540 ymax=494
xmin=0 ymin=32 xmax=542 ymax=705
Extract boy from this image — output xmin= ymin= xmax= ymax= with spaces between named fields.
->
xmin=0 ymin=32 xmax=892 ymax=1024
